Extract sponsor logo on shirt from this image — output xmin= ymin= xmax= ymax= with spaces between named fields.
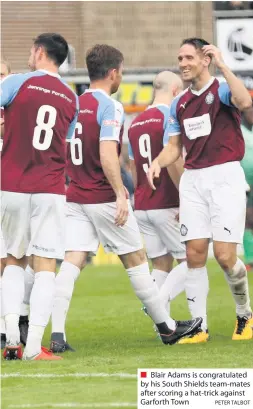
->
xmin=131 ymin=118 xmax=161 ymax=128
xmin=205 ymin=91 xmax=214 ymax=105
xmin=80 ymin=109 xmax=93 ymax=114
xmin=103 ymin=119 xmax=120 ymax=127
xmin=168 ymin=116 xmax=175 ymax=124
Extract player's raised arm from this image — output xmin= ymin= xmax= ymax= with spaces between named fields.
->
xmin=202 ymin=44 xmax=252 ymax=111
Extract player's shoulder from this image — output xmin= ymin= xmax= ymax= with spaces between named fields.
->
xmin=171 ymin=89 xmax=189 ymax=109
xmin=1 ymin=71 xmax=44 ymax=88
xmin=217 ymin=80 xmax=230 ymax=95
xmin=96 ymin=90 xmax=123 ymax=112
xmin=57 ymin=76 xmax=78 ymax=98
xmin=154 ymin=104 xmax=170 ymax=119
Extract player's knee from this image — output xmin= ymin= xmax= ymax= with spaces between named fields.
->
xmin=0 ymin=258 xmax=6 ymax=275
xmin=33 ymin=256 xmax=56 ymax=273
xmin=214 ymin=250 xmax=235 ymax=271
xmin=6 ymin=254 xmax=27 ymax=269
xmin=120 ymin=248 xmax=147 ymax=269
xmin=152 ymin=253 xmax=174 ymax=272
xmin=64 ymin=251 xmax=87 ymax=270
xmin=186 ymin=246 xmax=206 ymax=268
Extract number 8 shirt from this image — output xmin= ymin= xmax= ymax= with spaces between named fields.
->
xmin=1 ymin=70 xmax=78 ymax=194
xmin=0 ymin=70 xmax=78 ymax=259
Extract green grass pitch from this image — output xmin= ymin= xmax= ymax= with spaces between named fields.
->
xmin=1 ymin=259 xmax=253 ymax=409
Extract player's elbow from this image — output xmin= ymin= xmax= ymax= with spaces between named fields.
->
xmin=237 ymin=95 xmax=252 ymax=111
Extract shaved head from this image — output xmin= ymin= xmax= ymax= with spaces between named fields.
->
xmin=153 ymin=71 xmax=183 ymax=93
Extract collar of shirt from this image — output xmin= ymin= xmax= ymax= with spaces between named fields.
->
xmin=37 ymin=69 xmax=61 ymax=78
xmin=190 ymin=76 xmax=215 ymax=96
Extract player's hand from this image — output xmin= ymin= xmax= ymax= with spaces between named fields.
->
xmin=147 ymin=159 xmax=161 ymax=190
xmin=115 ymin=194 xmax=129 ymax=227
xmin=0 ymin=118 xmax=4 ymax=126
xmin=202 ymin=44 xmax=225 ymax=69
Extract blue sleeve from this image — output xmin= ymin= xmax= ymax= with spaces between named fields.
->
xmin=167 ymin=98 xmax=181 ymax=138
xmin=1 ymin=74 xmax=29 ymax=107
xmin=66 ymin=110 xmax=79 ymax=140
xmin=0 ymin=71 xmax=45 ymax=107
xmin=218 ymin=82 xmax=233 ymax=107
xmin=128 ymin=140 xmax=134 ymax=160
xmin=156 ymin=105 xmax=171 ymax=146
xmin=97 ymin=98 xmax=124 ymax=142
xmin=163 ymin=118 xmax=170 ymax=146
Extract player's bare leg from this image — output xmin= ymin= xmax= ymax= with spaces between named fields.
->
xmin=2 ymin=255 xmax=27 ymax=359
xmin=213 ymin=241 xmax=253 ymax=340
xmin=119 ymin=248 xmax=202 ymax=345
xmin=22 ymin=255 xmax=62 ymax=360
xmin=50 ymin=251 xmax=87 ymax=352
xmin=177 ymin=239 xmax=209 ymax=344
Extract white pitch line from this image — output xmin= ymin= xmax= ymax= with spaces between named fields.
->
xmin=8 ymin=404 xmax=136 ymax=408
xmin=1 ymin=372 xmax=137 ymax=379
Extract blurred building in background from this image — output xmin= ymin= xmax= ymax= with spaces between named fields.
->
xmin=2 ymin=1 xmax=213 ymax=70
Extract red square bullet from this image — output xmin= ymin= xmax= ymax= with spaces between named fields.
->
xmin=140 ymin=372 xmax=147 ymax=378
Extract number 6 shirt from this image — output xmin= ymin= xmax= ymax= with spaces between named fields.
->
xmin=128 ymin=104 xmax=179 ymax=210
xmin=1 ymin=70 xmax=79 ymax=194
xmin=66 ymin=89 xmax=124 ymax=204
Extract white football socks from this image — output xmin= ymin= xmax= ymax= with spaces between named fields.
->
xmin=151 ymin=269 xmax=168 ymax=289
xmin=127 ymin=262 xmax=176 ymax=330
xmin=51 ymin=261 xmax=80 ymax=340
xmin=184 ymin=266 xmax=209 ymax=331
xmin=2 ymin=265 xmax=25 ymax=345
xmin=20 ymin=303 xmax=29 ymax=316
xmin=24 ymin=271 xmax=55 ymax=357
xmin=20 ymin=264 xmax=35 ymax=317
xmin=223 ymin=258 xmax=252 ymax=318
xmin=0 ymin=276 xmax=6 ymax=334
xmin=23 ymin=264 xmax=35 ymax=305
xmin=159 ymin=261 xmax=187 ymax=315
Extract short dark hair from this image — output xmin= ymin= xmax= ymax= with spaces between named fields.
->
xmin=33 ymin=33 xmax=69 ymax=67
xmin=86 ymin=44 xmax=124 ymax=81
xmin=181 ymin=38 xmax=210 ymax=50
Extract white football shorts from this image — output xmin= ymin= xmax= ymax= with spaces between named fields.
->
xmin=1 ymin=191 xmax=65 ymax=259
xmin=135 ymin=208 xmax=186 ymax=260
xmin=0 ymin=225 xmax=7 ymax=258
xmin=65 ymin=200 xmax=143 ymax=255
xmin=179 ymin=161 xmax=246 ymax=244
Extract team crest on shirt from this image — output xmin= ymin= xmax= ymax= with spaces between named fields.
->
xmin=180 ymin=224 xmax=188 ymax=236
xmin=205 ymin=91 xmax=214 ymax=105
xmin=168 ymin=116 xmax=175 ymax=124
